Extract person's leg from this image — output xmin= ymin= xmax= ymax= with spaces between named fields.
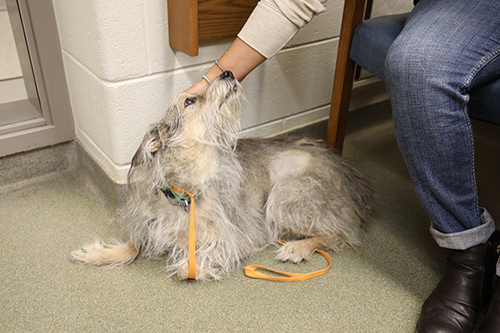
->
xmin=385 ymin=0 xmax=499 ymax=249
xmin=384 ymin=0 xmax=500 ymax=331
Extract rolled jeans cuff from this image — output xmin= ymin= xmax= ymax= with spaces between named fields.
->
xmin=430 ymin=209 xmax=496 ymax=250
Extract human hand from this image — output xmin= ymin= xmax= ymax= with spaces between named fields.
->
xmin=181 ymin=38 xmax=265 ymax=95
xmin=182 ymin=79 xmax=210 ymax=94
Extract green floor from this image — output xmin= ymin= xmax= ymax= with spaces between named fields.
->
xmin=1 ymin=102 xmax=498 ymax=332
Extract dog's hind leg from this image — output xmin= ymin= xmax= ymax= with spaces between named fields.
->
xmin=71 ymin=240 xmax=139 ymax=267
xmin=267 ymin=170 xmax=364 ymax=264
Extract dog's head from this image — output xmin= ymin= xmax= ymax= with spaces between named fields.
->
xmin=173 ymin=70 xmax=244 ymax=150
xmin=129 ymin=71 xmax=243 ymax=183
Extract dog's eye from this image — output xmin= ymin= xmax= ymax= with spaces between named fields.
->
xmin=184 ymin=97 xmax=196 ymax=107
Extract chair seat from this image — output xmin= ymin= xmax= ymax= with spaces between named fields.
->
xmin=349 ymin=13 xmax=500 ymax=125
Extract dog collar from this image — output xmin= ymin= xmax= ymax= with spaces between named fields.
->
xmin=161 ymin=184 xmax=201 ymax=208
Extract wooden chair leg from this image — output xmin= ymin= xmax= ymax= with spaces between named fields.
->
xmin=326 ymin=0 xmax=367 ymax=153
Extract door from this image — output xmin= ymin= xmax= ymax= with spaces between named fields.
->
xmin=1 ymin=0 xmax=43 ymax=131
xmin=0 ymin=0 xmax=74 ymax=157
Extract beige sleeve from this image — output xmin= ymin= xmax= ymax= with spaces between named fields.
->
xmin=238 ymin=0 xmax=328 ymax=58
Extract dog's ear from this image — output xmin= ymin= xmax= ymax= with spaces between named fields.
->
xmin=131 ymin=123 xmax=170 ymax=167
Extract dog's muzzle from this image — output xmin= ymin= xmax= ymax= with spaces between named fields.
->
xmin=221 ymin=71 xmax=234 ymax=80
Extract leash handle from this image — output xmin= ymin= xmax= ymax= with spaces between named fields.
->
xmin=244 ymin=244 xmax=332 ymax=282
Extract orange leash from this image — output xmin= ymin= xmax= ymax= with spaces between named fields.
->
xmin=244 ymin=241 xmax=332 ymax=282
xmin=169 ymin=185 xmax=331 ymax=282
xmin=169 ymin=184 xmax=199 ymax=280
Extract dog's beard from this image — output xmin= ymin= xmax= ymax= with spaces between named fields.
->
xmin=201 ymin=98 xmax=241 ymax=152
xmin=200 ymin=75 xmax=243 ymax=152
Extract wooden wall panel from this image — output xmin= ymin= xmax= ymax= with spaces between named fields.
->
xmin=198 ymin=0 xmax=259 ymax=43
xmin=168 ymin=0 xmax=258 ymax=56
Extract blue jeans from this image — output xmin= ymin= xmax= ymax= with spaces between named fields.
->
xmin=384 ymin=0 xmax=499 ymax=251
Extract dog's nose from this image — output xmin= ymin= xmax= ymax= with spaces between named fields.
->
xmin=221 ymin=71 xmax=234 ymax=79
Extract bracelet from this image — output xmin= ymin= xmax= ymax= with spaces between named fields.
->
xmin=215 ymin=59 xmax=225 ymax=73
xmin=201 ymin=60 xmax=225 ymax=85
xmin=202 ymin=75 xmax=211 ymax=84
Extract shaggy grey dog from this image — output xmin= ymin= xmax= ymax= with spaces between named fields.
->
xmin=72 ymin=71 xmax=374 ymax=280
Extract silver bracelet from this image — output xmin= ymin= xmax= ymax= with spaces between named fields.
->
xmin=202 ymin=60 xmax=225 ymax=84
xmin=215 ymin=59 xmax=225 ymax=72
xmin=202 ymin=75 xmax=212 ymax=84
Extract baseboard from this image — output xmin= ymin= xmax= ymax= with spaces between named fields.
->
xmin=0 ymin=140 xmax=77 ymax=189
xmin=75 ymin=126 xmax=130 ymax=184
xmin=0 ymin=140 xmax=127 ymax=217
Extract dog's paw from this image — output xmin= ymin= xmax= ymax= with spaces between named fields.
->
xmin=71 ymin=242 xmax=105 ymax=265
xmin=274 ymin=241 xmax=315 ymax=264
xmin=176 ymin=261 xmax=224 ymax=281
xmin=71 ymin=240 xmax=138 ymax=267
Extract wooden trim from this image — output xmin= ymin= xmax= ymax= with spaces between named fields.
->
xmin=168 ymin=0 xmax=258 ymax=56
xmin=168 ymin=0 xmax=199 ymax=56
xmin=326 ymin=0 xmax=367 ymax=153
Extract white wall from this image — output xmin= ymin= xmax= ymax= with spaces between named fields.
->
xmin=52 ymin=0 xmax=343 ymax=183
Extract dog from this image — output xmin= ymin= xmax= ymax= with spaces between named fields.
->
xmin=71 ymin=71 xmax=374 ymax=280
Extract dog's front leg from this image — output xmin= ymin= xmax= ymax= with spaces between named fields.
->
xmin=176 ymin=260 xmax=216 ymax=281
xmin=71 ymin=240 xmax=139 ymax=267
xmin=177 ymin=253 xmax=231 ymax=280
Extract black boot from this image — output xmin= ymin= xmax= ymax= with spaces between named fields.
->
xmin=416 ymin=233 xmax=499 ymax=333
xmin=477 ymin=279 xmax=500 ymax=333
